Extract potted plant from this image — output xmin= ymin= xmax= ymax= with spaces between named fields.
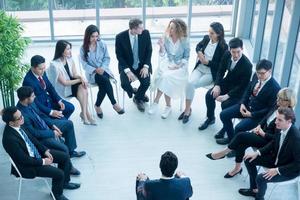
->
xmin=0 ymin=11 xmax=30 ymax=108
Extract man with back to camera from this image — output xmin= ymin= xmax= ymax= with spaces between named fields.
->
xmin=135 ymin=151 xmax=193 ymax=200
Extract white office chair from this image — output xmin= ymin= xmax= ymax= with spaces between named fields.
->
xmin=266 ymin=176 xmax=300 ymax=200
xmin=8 ymin=156 xmax=56 ymax=200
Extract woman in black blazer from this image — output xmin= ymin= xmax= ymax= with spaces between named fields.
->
xmin=178 ymin=22 xmax=228 ymax=123
xmin=206 ymin=88 xmax=296 ymax=178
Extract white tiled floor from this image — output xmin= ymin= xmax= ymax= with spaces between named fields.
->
xmin=0 ymin=40 xmax=296 ymax=200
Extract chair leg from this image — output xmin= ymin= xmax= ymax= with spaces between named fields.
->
xmin=179 ymin=96 xmax=183 ymax=111
xmin=122 ymin=90 xmax=125 ymax=110
xmin=114 ymin=82 xmax=120 ymax=105
xmin=18 ymin=178 xmax=22 ymax=200
xmin=44 ymin=179 xmax=56 ymax=200
xmin=89 ymin=86 xmax=96 ymax=118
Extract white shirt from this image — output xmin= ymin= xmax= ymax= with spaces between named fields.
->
xmin=10 ymin=126 xmax=35 ymax=157
xmin=198 ymin=40 xmax=218 ymax=73
xmin=254 ymin=75 xmax=272 ymax=96
xmin=230 ymin=55 xmax=242 ymax=71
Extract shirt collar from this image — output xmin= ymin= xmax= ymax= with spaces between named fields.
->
xmin=31 ymin=70 xmax=41 ymax=79
xmin=10 ymin=125 xmax=21 ymax=132
xmin=281 ymin=124 xmax=292 ymax=137
xmin=209 ymin=39 xmax=218 ymax=46
xmin=160 ymin=175 xmax=174 ymax=180
xmin=260 ymin=75 xmax=272 ymax=85
xmin=231 ymin=54 xmax=242 ymax=64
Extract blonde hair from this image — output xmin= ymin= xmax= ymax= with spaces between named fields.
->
xmin=166 ymin=18 xmax=188 ymax=39
xmin=277 ymin=87 xmax=297 ymax=108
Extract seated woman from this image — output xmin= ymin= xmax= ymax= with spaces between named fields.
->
xmin=178 ymin=22 xmax=228 ymax=124
xmin=80 ymin=24 xmax=124 ymax=118
xmin=48 ymin=40 xmax=96 ymax=125
xmin=206 ymin=88 xmax=296 ymax=178
xmin=148 ymin=18 xmax=190 ymax=119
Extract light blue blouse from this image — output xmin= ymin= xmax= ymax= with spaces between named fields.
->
xmin=80 ymin=39 xmax=111 ymax=83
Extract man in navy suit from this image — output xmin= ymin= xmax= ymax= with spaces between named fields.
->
xmin=116 ymin=18 xmax=152 ymax=112
xmin=240 ymin=107 xmax=300 ymax=200
xmin=136 ymin=151 xmax=193 ymax=200
xmin=16 ymin=86 xmax=86 ymax=159
xmin=23 ymin=55 xmax=74 ymax=119
xmin=216 ymin=59 xmax=281 ymax=145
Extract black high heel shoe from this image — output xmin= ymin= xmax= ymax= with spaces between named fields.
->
xmin=94 ymin=106 xmax=103 ymax=119
xmin=224 ymin=168 xmax=243 ymax=178
xmin=206 ymin=153 xmax=225 ymax=160
xmin=182 ymin=109 xmax=192 ymax=124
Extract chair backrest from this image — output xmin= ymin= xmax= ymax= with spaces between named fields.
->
xmin=8 ymin=156 xmax=23 ymax=178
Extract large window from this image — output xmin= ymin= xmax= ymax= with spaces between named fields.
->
xmin=260 ymin=1 xmax=275 ymax=59
xmin=191 ymin=0 xmax=233 ymax=34
xmin=289 ymin=30 xmax=300 ymax=97
xmin=250 ymin=0 xmax=260 ymax=45
xmin=273 ymin=0 xmax=295 ymax=82
xmin=53 ymin=0 xmax=96 ymax=39
xmin=4 ymin=0 xmax=51 ymax=40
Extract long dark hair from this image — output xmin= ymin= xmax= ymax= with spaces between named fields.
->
xmin=82 ymin=24 xmax=99 ymax=60
xmin=210 ymin=22 xmax=226 ymax=49
xmin=53 ymin=40 xmax=72 ymax=60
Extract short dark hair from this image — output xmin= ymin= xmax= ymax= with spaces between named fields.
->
xmin=229 ymin=37 xmax=243 ymax=49
xmin=2 ymin=106 xmax=18 ymax=124
xmin=129 ymin=18 xmax=143 ymax=30
xmin=256 ymin=59 xmax=272 ymax=71
xmin=159 ymin=151 xmax=178 ymax=177
xmin=277 ymin=107 xmax=295 ymax=122
xmin=31 ymin=55 xmax=45 ymax=68
xmin=17 ymin=86 xmax=34 ymax=101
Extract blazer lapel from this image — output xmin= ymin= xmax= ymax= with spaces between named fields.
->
xmin=10 ymin=126 xmax=28 ymax=153
xmin=125 ymin=31 xmax=133 ymax=57
xmin=278 ymin=128 xmax=291 ymax=159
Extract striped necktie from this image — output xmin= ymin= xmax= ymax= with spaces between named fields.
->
xmin=19 ymin=128 xmax=41 ymax=159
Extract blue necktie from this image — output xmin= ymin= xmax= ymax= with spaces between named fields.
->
xmin=132 ymin=36 xmax=139 ymax=70
xmin=28 ymin=106 xmax=49 ymax=130
xmin=19 ymin=128 xmax=41 ymax=159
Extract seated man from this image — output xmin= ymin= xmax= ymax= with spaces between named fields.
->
xmin=240 ymin=107 xmax=300 ymax=200
xmin=1 ymin=107 xmax=80 ymax=200
xmin=216 ymin=59 xmax=281 ymax=145
xmin=23 ymin=55 xmax=74 ymax=119
xmin=198 ymin=38 xmax=252 ymax=131
xmin=136 ymin=151 xmax=193 ymax=200
xmin=16 ymin=86 xmax=86 ymax=158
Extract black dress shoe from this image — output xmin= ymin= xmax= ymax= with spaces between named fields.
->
xmin=143 ymin=95 xmax=149 ymax=102
xmin=216 ymin=138 xmax=230 ymax=145
xmin=224 ymin=168 xmax=243 ymax=178
xmin=214 ymin=128 xmax=225 ymax=139
xmin=63 ymin=182 xmax=81 ymax=190
xmin=206 ymin=153 xmax=225 ymax=160
xmin=182 ymin=109 xmax=192 ymax=124
xmin=238 ymin=188 xmax=256 ymax=197
xmin=70 ymin=151 xmax=86 ymax=158
xmin=55 ymin=194 xmax=69 ymax=200
xmin=97 ymin=112 xmax=103 ymax=119
xmin=70 ymin=166 xmax=81 ymax=176
xmin=133 ymin=97 xmax=145 ymax=112
xmin=178 ymin=112 xmax=184 ymax=120
xmin=198 ymin=118 xmax=215 ymax=130
xmin=226 ymin=150 xmax=236 ymax=158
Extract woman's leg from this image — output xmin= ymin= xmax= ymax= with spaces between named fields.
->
xmin=153 ymin=89 xmax=163 ymax=104
xmin=164 ymin=94 xmax=171 ymax=107
xmin=76 ymin=84 xmax=89 ymax=122
xmin=184 ymin=70 xmax=212 ymax=115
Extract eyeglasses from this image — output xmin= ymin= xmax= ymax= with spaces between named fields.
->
xmin=15 ymin=115 xmax=23 ymax=121
xmin=256 ymin=70 xmax=269 ymax=76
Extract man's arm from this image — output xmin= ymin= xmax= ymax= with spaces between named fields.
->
xmin=115 ymin=33 xmax=130 ymax=72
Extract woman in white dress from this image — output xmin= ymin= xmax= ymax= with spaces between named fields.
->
xmin=48 ymin=40 xmax=96 ymax=125
xmin=148 ymin=19 xmax=190 ymax=119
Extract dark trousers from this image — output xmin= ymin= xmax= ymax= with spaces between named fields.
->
xmin=35 ymin=149 xmax=71 ymax=198
xmin=120 ymin=68 xmax=150 ymax=100
xmin=52 ymin=99 xmax=74 ymax=119
xmin=50 ymin=118 xmax=77 ymax=154
xmin=228 ymin=131 xmax=269 ymax=163
xmin=40 ymin=137 xmax=69 ymax=154
xmin=220 ymin=104 xmax=262 ymax=140
xmin=245 ymin=157 xmax=297 ymax=200
xmin=205 ymin=87 xmax=239 ymax=120
xmin=95 ymin=72 xmax=117 ymax=106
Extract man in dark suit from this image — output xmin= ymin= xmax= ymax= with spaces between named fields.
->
xmin=198 ymin=38 xmax=252 ymax=131
xmin=23 ymin=55 xmax=74 ymax=119
xmin=240 ymin=107 xmax=300 ymax=200
xmin=2 ymin=106 xmax=81 ymax=200
xmin=136 ymin=151 xmax=193 ymax=200
xmin=216 ymin=59 xmax=281 ymax=145
xmin=16 ymin=86 xmax=85 ymax=160
xmin=115 ymin=18 xmax=152 ymax=112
